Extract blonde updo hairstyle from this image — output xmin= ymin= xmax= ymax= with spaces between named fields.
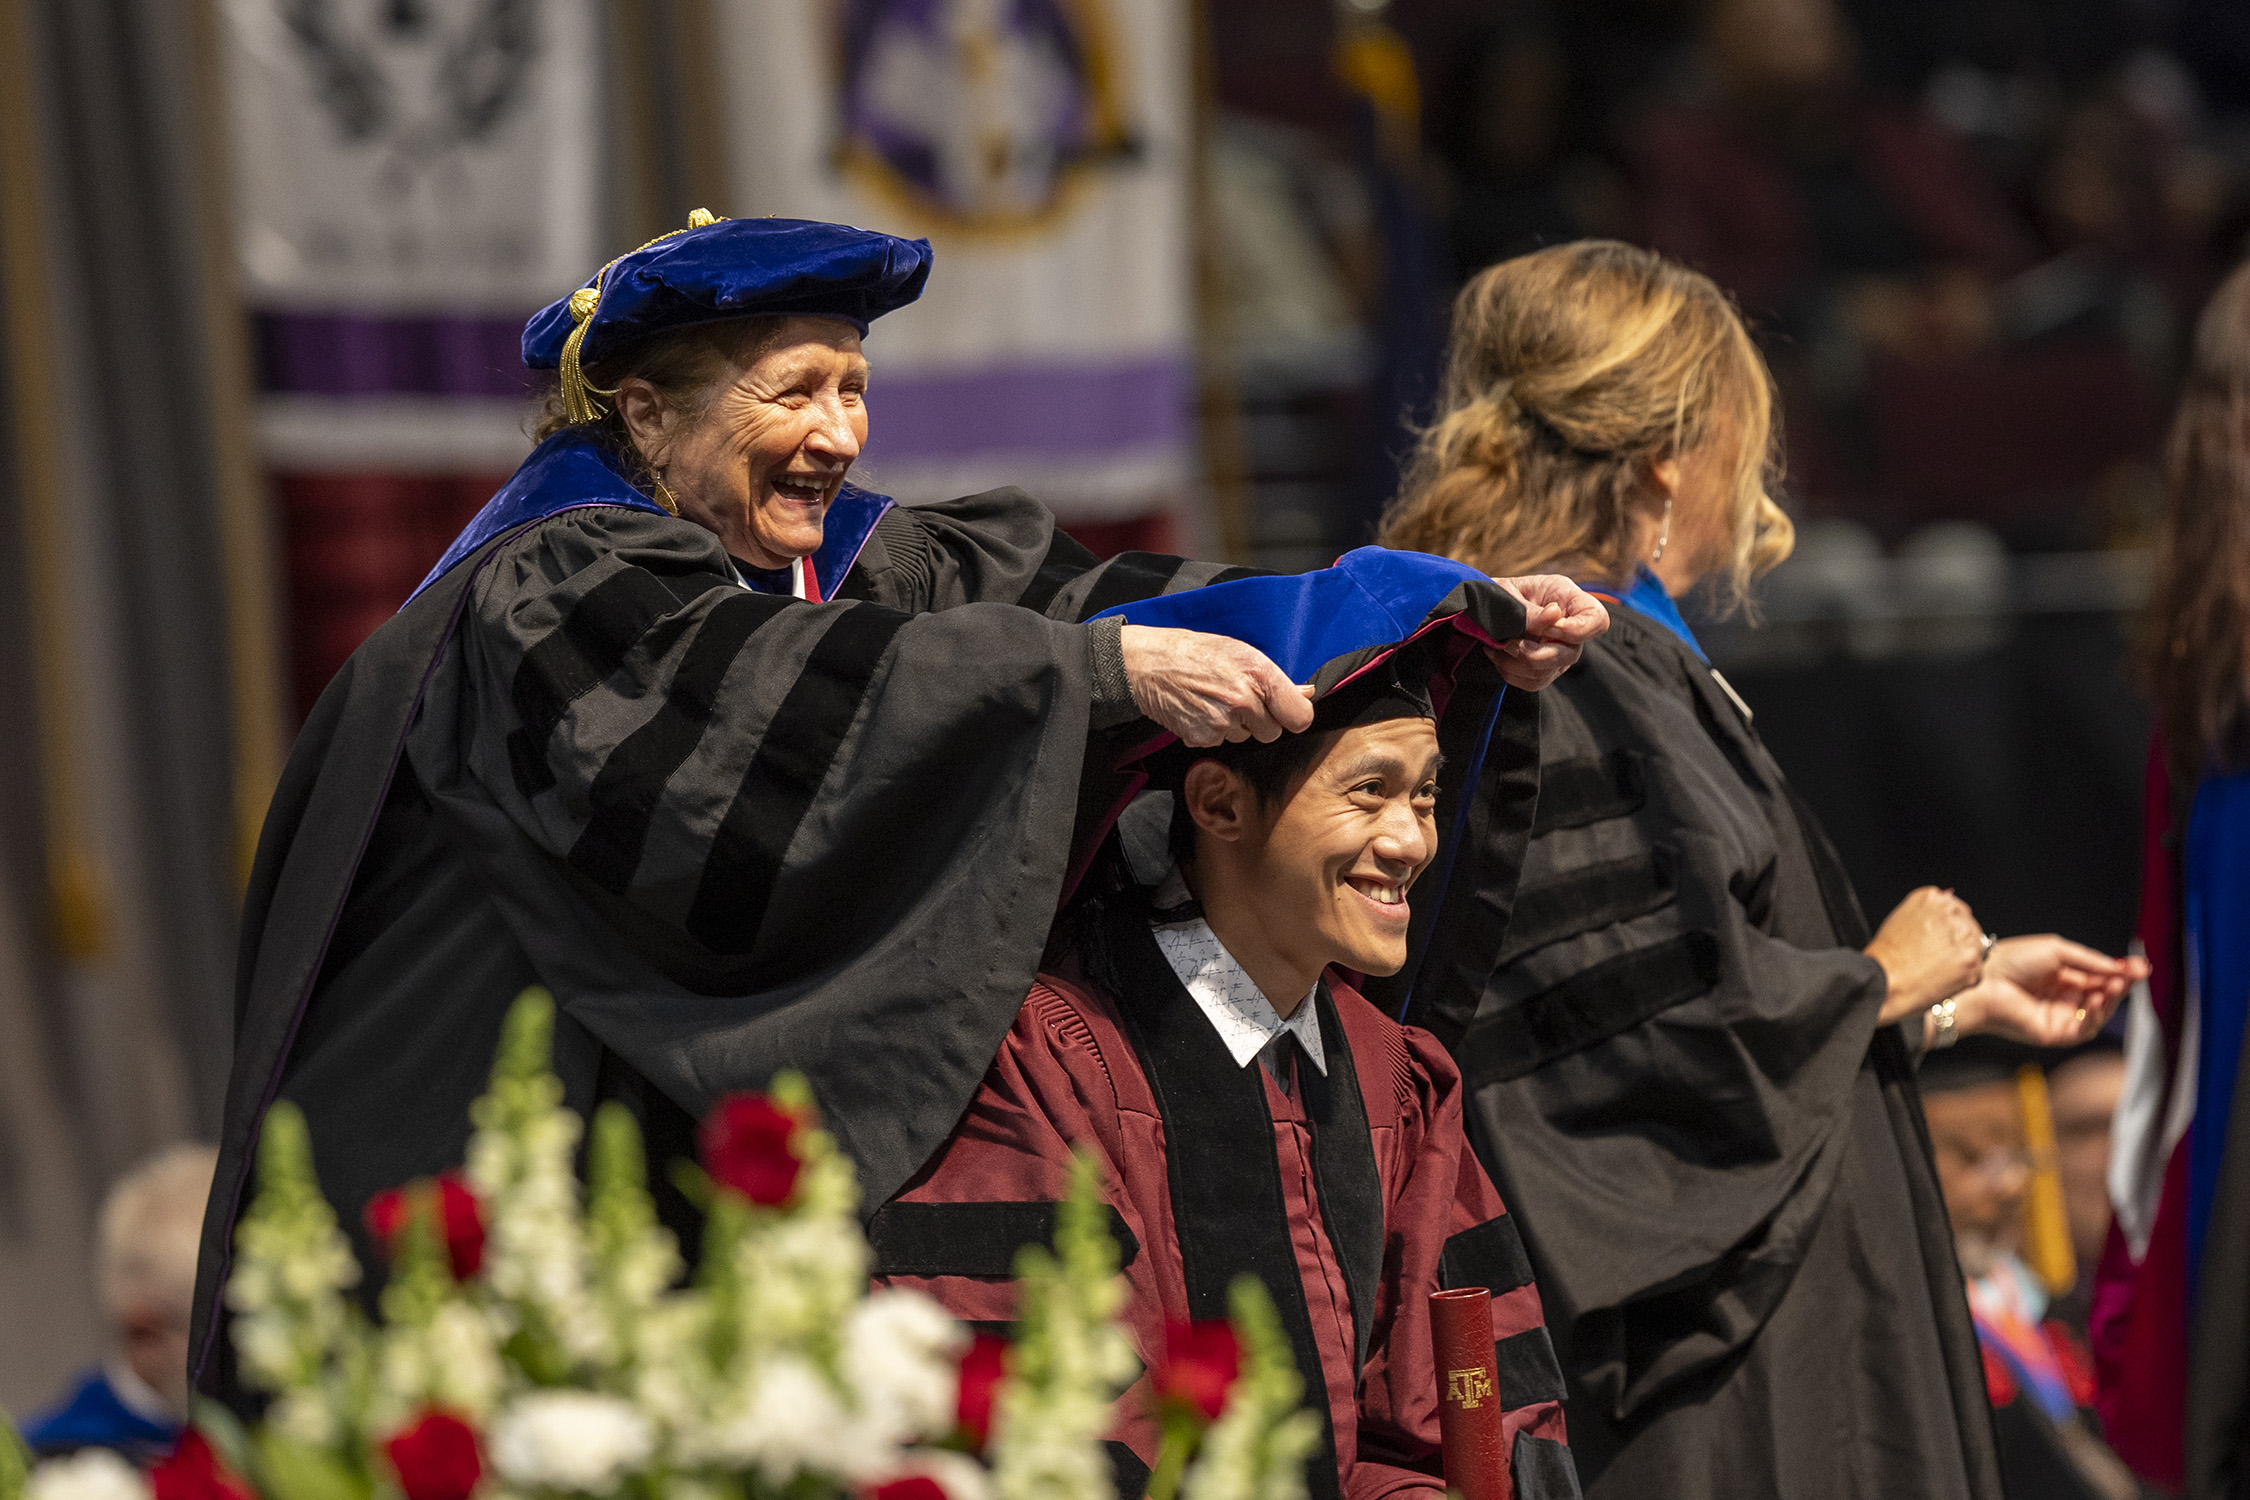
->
xmin=1380 ymin=240 xmax=1791 ymax=610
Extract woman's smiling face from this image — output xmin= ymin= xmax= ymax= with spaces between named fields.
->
xmin=622 ymin=314 xmax=870 ymax=570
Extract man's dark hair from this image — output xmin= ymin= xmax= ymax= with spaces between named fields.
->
xmin=1165 ymin=729 xmax=1337 ymax=866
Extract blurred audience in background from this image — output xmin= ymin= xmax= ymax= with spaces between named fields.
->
xmin=1434 ymin=17 xmax=1637 ymax=287
xmin=1210 ymin=0 xmax=2250 ymax=561
xmin=1923 ymin=1042 xmax=2140 ymax=1500
xmin=2048 ymin=1037 xmax=2129 ymax=1315
xmin=1178 ymin=7 xmax=2231 ymax=1002
xmin=19 ymin=1145 xmax=215 ymax=1463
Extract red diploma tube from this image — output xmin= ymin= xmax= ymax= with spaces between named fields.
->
xmin=1431 ymin=1287 xmax=1506 ymax=1500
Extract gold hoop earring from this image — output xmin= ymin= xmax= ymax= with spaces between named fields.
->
xmin=1651 ymin=495 xmax=1673 ymax=566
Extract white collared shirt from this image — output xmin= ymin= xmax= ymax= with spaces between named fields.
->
xmin=1151 ymin=911 xmax=1327 ymax=1083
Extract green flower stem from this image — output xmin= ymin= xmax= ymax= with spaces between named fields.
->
xmin=1145 ymin=1407 xmax=1206 ymax=1500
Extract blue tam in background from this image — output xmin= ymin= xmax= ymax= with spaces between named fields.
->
xmin=521 ymin=215 xmax=933 ymax=370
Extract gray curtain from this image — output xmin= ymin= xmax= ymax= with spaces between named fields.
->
xmin=0 ymin=0 xmax=244 ymax=1415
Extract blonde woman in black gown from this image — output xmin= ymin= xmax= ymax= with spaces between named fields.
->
xmin=1381 ymin=241 xmax=2143 ymax=1499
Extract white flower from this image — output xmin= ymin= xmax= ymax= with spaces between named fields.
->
xmin=703 ymin=1355 xmax=864 ymax=1481
xmin=376 ymin=1300 xmax=506 ymax=1429
xmin=623 ymin=1297 xmax=707 ymax=1441
xmin=488 ymin=1391 xmax=656 ymax=1492
xmin=26 ymin=1450 xmax=150 ymax=1500
xmin=269 ymin=1390 xmax=341 ymax=1450
xmin=844 ymin=1289 xmax=970 ymax=1445
xmin=734 ymin=1215 xmax=869 ymax=1357
xmin=470 ymin=1102 xmax=601 ymax=1361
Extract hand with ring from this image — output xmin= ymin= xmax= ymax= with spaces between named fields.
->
xmin=1945 ymin=934 xmax=2147 ymax=1046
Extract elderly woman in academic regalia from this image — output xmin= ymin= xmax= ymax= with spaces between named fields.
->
xmin=188 ymin=212 xmax=1601 ymax=1399
xmin=190 ymin=213 xmax=1307 ymax=1393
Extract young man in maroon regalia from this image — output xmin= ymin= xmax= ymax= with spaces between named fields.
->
xmin=870 ymin=574 xmax=1579 ymax=1500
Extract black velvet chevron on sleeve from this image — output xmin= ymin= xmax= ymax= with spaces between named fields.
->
xmin=506 ymin=566 xmax=692 ymax=798
xmin=562 ymin=591 xmax=794 ymax=895
xmin=1530 ymin=749 xmax=1645 ymax=833
xmin=1439 ymin=1214 xmax=1537 ymax=1297
xmin=1463 ymin=930 xmax=1722 ymax=1088
xmin=682 ymin=605 xmax=910 ymax=954
xmin=1493 ymin=1325 xmax=1570 ymax=1409
xmin=1015 ymin=527 xmax=1104 ymax=615
xmin=865 ymin=1200 xmax=1141 ymax=1277
xmin=1511 ymin=1431 xmax=1584 ymax=1500
xmin=1498 ymin=846 xmax=1677 ymax=964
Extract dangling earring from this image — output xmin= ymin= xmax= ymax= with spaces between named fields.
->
xmin=1651 ymin=495 xmax=1673 ymax=565
xmin=651 ymin=467 xmax=681 ymax=516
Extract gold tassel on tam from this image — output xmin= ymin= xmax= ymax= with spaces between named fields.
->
xmin=2017 ymin=1064 xmax=2078 ymax=1296
xmin=559 ymin=207 xmax=724 ymax=424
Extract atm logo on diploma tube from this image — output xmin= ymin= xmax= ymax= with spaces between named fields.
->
xmin=1446 ymin=1367 xmax=1496 ymax=1410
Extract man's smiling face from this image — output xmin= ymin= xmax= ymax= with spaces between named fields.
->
xmin=1236 ymin=716 xmax=1443 ymax=981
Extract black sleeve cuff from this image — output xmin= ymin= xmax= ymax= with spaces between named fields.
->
xmin=1088 ymin=614 xmax=1138 ymax=729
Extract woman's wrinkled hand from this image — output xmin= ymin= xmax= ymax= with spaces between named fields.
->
xmin=1950 ymin=935 xmax=2146 ymax=1046
xmin=1868 ymin=886 xmax=1986 ymax=1024
xmin=1120 ymin=624 xmax=1315 ymax=748
xmin=1485 ymin=575 xmax=1610 ymax=691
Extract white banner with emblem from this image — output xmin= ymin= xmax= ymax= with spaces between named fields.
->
xmin=222 ymin=0 xmax=599 ymax=314
xmin=219 ymin=0 xmax=603 ymax=471
xmin=716 ymin=0 xmax=1197 ymax=534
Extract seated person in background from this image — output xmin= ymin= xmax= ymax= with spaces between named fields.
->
xmin=22 ymin=1144 xmax=216 ymax=1462
xmin=874 ymin=586 xmax=1576 ymax=1500
xmin=1922 ymin=1043 xmax=2135 ymax=1500
xmin=2046 ymin=1035 xmax=2127 ymax=1333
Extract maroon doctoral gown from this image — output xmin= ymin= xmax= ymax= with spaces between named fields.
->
xmin=870 ymin=897 xmax=1575 ymax=1500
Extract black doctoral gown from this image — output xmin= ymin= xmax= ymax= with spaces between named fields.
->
xmin=1413 ymin=605 xmax=2004 ymax=1499
xmin=189 ymin=467 xmax=1240 ymax=1397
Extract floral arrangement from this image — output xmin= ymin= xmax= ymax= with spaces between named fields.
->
xmin=3 ymin=991 xmax=1316 ymax=1500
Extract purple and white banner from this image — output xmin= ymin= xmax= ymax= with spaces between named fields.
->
xmin=221 ymin=0 xmax=600 ymax=471
xmin=716 ymin=0 xmax=1198 ymax=529
xmin=219 ymin=0 xmax=602 ymax=708
xmin=223 ymin=0 xmax=598 ymax=312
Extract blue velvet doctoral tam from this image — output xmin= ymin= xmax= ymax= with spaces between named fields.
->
xmin=523 ymin=217 xmax=932 ymax=369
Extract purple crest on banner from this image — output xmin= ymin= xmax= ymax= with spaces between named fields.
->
xmin=835 ymin=0 xmax=1136 ymax=230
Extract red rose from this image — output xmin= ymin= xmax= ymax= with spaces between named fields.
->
xmin=865 ymin=1478 xmax=949 ymax=1500
xmin=1156 ymin=1320 xmax=1241 ymax=1423
xmin=699 ymin=1094 xmax=803 ymax=1206
xmin=366 ymin=1172 xmax=486 ymax=1280
xmin=152 ymin=1429 xmax=255 ymax=1500
xmin=954 ymin=1333 xmax=1010 ymax=1451
xmin=383 ymin=1410 xmax=482 ymax=1500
